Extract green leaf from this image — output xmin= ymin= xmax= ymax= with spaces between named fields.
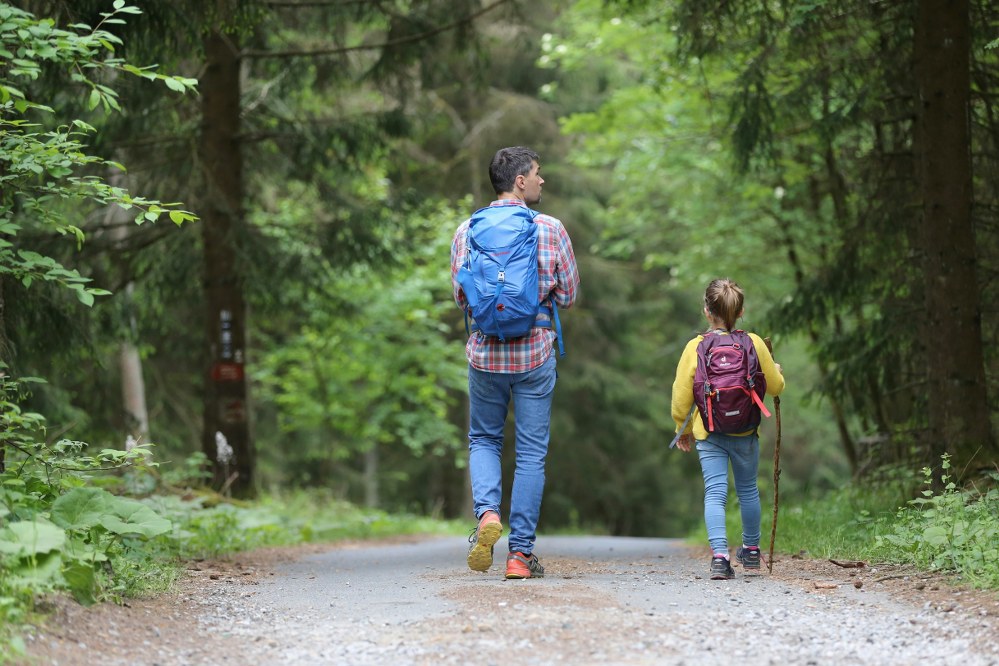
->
xmin=1 ymin=84 xmax=23 ymax=100
xmin=50 ymin=487 xmax=115 ymax=531
xmin=168 ymin=210 xmax=197 ymax=225
xmin=7 ymin=551 xmax=63 ymax=586
xmin=74 ymin=288 xmax=95 ymax=307
xmin=99 ymin=498 xmax=171 ymax=538
xmin=62 ymin=559 xmax=98 ymax=605
xmin=87 ymin=88 xmax=100 ymax=110
xmin=922 ymin=525 xmax=950 ymax=547
xmin=164 ymin=77 xmax=186 ymax=93
xmin=0 ymin=520 xmax=66 ymax=556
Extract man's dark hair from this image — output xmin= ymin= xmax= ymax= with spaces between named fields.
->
xmin=489 ymin=146 xmax=540 ymax=195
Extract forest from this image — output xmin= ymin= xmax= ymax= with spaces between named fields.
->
xmin=1 ymin=0 xmax=998 ymax=578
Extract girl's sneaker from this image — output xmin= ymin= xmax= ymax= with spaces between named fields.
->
xmin=736 ymin=546 xmax=761 ymax=570
xmin=710 ymin=555 xmax=735 ymax=580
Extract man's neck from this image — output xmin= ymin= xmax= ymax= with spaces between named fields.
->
xmin=496 ymin=191 xmax=523 ymax=202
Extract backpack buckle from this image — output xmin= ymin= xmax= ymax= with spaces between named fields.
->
xmin=497 ymin=270 xmax=505 ymax=282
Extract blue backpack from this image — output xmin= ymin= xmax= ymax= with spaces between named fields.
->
xmin=456 ymin=205 xmax=565 ymax=355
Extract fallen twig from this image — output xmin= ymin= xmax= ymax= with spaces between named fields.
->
xmin=873 ymin=573 xmax=937 ymax=583
xmin=829 ymin=559 xmax=867 ymax=568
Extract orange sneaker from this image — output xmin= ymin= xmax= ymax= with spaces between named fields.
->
xmin=505 ymin=551 xmax=544 ymax=579
xmin=466 ymin=511 xmax=502 ymax=572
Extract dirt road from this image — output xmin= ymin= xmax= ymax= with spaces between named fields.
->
xmin=19 ymin=535 xmax=999 ymax=665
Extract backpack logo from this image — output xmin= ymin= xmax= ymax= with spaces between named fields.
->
xmin=692 ymin=331 xmax=771 ymax=434
xmin=456 ymin=205 xmax=555 ymax=344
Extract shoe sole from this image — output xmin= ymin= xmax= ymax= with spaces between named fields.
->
xmin=466 ymin=522 xmax=502 ymax=572
xmin=710 ymin=573 xmax=735 ymax=580
xmin=505 ymin=568 xmax=544 ymax=580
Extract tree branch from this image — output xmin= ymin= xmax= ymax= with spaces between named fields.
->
xmin=241 ymin=0 xmax=514 ymax=59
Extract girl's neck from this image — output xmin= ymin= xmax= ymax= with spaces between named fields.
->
xmin=706 ymin=317 xmax=730 ymax=332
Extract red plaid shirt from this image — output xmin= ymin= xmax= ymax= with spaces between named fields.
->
xmin=451 ymin=199 xmax=580 ymax=373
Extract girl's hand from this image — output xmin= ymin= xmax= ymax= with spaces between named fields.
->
xmin=775 ymin=363 xmax=783 ymax=375
xmin=676 ymin=433 xmax=693 ymax=452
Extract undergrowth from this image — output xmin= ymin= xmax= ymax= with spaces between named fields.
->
xmin=867 ymin=456 xmax=999 ymax=588
xmin=0 ymin=369 xmax=462 ymax=663
xmin=0 ymin=465 xmax=463 ymax=662
xmin=713 ymin=456 xmax=999 ymax=589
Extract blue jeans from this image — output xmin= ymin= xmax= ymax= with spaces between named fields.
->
xmin=467 ymin=355 xmax=557 ymax=555
xmin=696 ymin=432 xmax=761 ymax=554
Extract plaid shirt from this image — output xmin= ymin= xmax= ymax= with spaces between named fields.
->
xmin=451 ymin=199 xmax=580 ymax=373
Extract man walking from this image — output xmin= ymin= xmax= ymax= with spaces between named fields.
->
xmin=450 ymin=146 xmax=580 ymax=579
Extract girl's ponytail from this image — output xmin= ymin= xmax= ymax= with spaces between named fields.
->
xmin=704 ymin=278 xmax=744 ymax=331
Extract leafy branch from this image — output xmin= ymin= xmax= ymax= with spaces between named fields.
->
xmin=0 ymin=1 xmax=199 ymax=306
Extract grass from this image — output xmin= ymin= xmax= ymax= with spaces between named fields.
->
xmin=129 ymin=488 xmax=467 ymax=594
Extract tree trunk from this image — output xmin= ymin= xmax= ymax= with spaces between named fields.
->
xmin=200 ymin=27 xmax=254 ymax=496
xmin=914 ymin=0 xmax=996 ymax=475
xmin=363 ymin=445 xmax=379 ymax=508
xmin=107 ymin=163 xmax=151 ymax=445
xmin=120 ymin=338 xmax=150 ymax=440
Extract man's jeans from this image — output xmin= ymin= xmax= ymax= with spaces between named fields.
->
xmin=467 ymin=355 xmax=557 ymax=555
xmin=695 ymin=432 xmax=762 ymax=554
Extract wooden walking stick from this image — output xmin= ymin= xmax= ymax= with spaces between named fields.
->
xmin=764 ymin=337 xmax=782 ymax=574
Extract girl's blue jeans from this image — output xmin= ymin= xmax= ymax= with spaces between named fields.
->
xmin=467 ymin=355 xmax=556 ymax=556
xmin=696 ymin=432 xmax=762 ymax=555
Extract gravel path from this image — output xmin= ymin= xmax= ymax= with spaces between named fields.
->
xmin=20 ymin=535 xmax=999 ymax=665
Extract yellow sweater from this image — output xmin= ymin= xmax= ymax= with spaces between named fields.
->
xmin=671 ymin=331 xmax=785 ymax=440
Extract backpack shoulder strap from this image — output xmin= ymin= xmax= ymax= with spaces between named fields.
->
xmin=733 ymin=330 xmax=771 ymax=418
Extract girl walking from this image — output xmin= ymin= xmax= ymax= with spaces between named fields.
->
xmin=671 ymin=278 xmax=785 ymax=579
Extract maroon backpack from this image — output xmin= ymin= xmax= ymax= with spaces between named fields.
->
xmin=693 ymin=330 xmax=771 ymax=434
